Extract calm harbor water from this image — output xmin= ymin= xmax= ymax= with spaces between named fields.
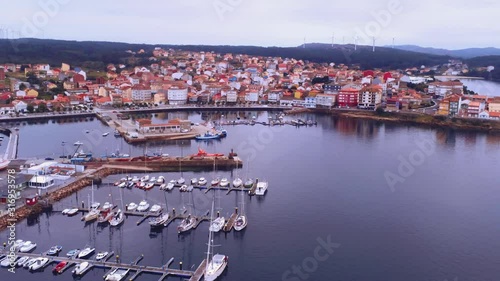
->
xmin=1 ymin=110 xmax=500 ymax=281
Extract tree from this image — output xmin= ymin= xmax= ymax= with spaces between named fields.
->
xmin=38 ymin=103 xmax=48 ymax=112
xmin=26 ymin=104 xmax=34 ymax=113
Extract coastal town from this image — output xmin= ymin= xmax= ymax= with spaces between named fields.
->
xmin=0 ymin=48 xmax=498 ymax=120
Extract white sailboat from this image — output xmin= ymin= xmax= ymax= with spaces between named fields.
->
xmin=233 ymin=185 xmax=247 ymax=231
xmin=110 ymin=187 xmax=125 ymax=227
xmin=204 ymin=200 xmax=228 ymax=281
xmin=83 ymin=182 xmax=100 ymax=222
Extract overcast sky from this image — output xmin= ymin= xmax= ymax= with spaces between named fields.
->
xmin=0 ymin=0 xmax=498 ymax=49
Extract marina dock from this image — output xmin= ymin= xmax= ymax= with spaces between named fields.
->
xmin=223 ymin=208 xmax=239 ymax=232
xmin=0 ymin=250 xmax=206 ymax=281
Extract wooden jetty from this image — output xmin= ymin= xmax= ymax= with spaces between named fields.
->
xmin=223 ymin=208 xmax=239 ymax=232
xmin=0 ymin=250 xmax=205 ymax=280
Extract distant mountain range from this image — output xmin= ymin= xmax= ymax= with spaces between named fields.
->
xmin=391 ymin=45 xmax=500 ymax=59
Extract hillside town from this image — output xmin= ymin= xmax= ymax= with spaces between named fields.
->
xmin=0 ymin=48 xmax=499 ymax=120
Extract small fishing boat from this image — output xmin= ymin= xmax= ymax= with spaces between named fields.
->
xmin=136 ymin=181 xmax=146 ymax=189
xmin=53 ymin=261 xmax=67 ymax=274
xmin=95 ymin=251 xmax=109 ymax=261
xmin=219 ymin=178 xmax=229 ymax=187
xmin=114 ymin=130 xmax=121 ymax=137
xmin=78 ymin=247 xmax=95 ymax=259
xmin=211 ymin=178 xmax=220 ymax=186
xmin=177 ymin=215 xmax=196 ymax=233
xmin=127 ymin=182 xmax=135 ymax=188
xmin=82 ymin=208 xmax=100 ymax=222
xmin=102 ymin=132 xmax=110 ymax=137
xmin=127 ymin=202 xmax=138 ymax=211
xmin=72 ymin=261 xmax=90 ymax=276
xmin=195 ymin=132 xmax=221 ymax=140
xmin=62 ymin=208 xmax=70 ymax=215
xmin=29 ymin=257 xmax=49 ymax=271
xmin=209 ymin=216 xmax=225 ymax=232
xmin=46 ymin=245 xmax=63 ymax=256
xmin=232 ymin=178 xmax=243 ymax=188
xmin=136 ymin=200 xmax=150 ymax=212
xmin=66 ymin=249 xmax=81 ymax=257
xmin=114 ymin=180 xmax=122 ymax=186
xmin=140 ymin=175 xmax=149 ymax=182
xmin=131 ymin=176 xmax=139 ymax=182
xmin=159 ymin=183 xmax=167 ymax=190
xmin=190 ymin=178 xmax=198 ymax=185
xmin=118 ymin=182 xmax=127 ymax=188
xmin=149 ymin=176 xmax=156 ymax=183
xmin=198 ymin=177 xmax=208 ymax=186
xmin=19 ymin=241 xmax=37 ymax=253
xmin=180 ymin=185 xmax=188 ymax=192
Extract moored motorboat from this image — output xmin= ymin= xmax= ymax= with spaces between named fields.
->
xmin=211 ymin=178 xmax=220 ymax=186
xmin=233 ymin=177 xmax=243 ymax=187
xmin=53 ymin=261 xmax=67 ymax=274
xmin=72 ymin=261 xmax=90 ymax=276
xmin=95 ymin=251 xmax=109 ymax=261
xmin=17 ymin=256 xmax=30 ymax=267
xmin=244 ymin=178 xmax=254 ymax=188
xmin=12 ymin=239 xmax=24 ymax=251
xmin=156 ymin=176 xmax=165 ymax=185
xmin=255 ymin=181 xmax=268 ymax=196
xmin=149 ymin=204 xmax=162 ymax=214
xmin=46 ymin=245 xmax=63 ymax=256
xmin=29 ymin=257 xmax=49 ymax=271
xmin=149 ymin=213 xmax=170 ymax=228
xmin=159 ymin=183 xmax=167 ymax=190
xmin=67 ymin=208 xmax=79 ymax=216
xmin=102 ymin=132 xmax=109 ymax=137
xmin=78 ymin=247 xmax=95 ymax=259
xmin=127 ymin=202 xmax=138 ymax=211
xmin=177 ymin=215 xmax=196 ymax=233
xmin=219 ymin=178 xmax=229 ymax=187
xmin=198 ymin=177 xmax=208 ymax=186
xmin=105 ymin=268 xmax=128 ymax=281
xmin=62 ymin=208 xmax=70 ymax=215
xmin=118 ymin=182 xmax=127 ymax=188
xmin=23 ymin=258 xmax=38 ymax=269
xmin=131 ymin=176 xmax=139 ymax=182
xmin=102 ymin=202 xmax=113 ymax=211
xmin=140 ymin=175 xmax=149 ymax=182
xmin=149 ymin=176 xmax=156 ymax=183
xmin=82 ymin=208 xmax=100 ymax=222
xmin=1 ymin=255 xmax=18 ymax=267
xmin=19 ymin=241 xmax=37 ymax=253
xmin=136 ymin=200 xmax=150 ymax=212
xmin=190 ymin=178 xmax=198 ymax=185
xmin=177 ymin=177 xmax=185 ymax=185
xmin=66 ymin=249 xmax=81 ymax=258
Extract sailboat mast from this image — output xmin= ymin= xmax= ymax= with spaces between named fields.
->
xmin=206 ymin=200 xmax=215 ymax=268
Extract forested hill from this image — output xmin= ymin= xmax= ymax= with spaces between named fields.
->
xmin=0 ymin=38 xmax=453 ymax=70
